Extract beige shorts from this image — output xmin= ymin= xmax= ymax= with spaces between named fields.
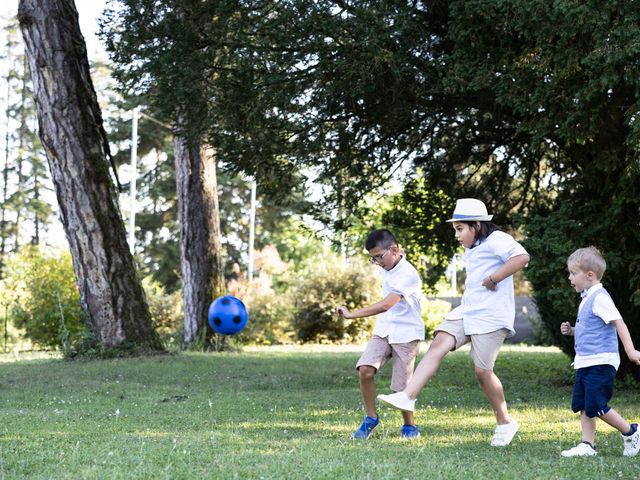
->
xmin=435 ymin=318 xmax=508 ymax=371
xmin=356 ymin=335 xmax=421 ymax=392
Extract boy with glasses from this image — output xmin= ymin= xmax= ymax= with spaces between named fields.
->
xmin=337 ymin=229 xmax=424 ymax=439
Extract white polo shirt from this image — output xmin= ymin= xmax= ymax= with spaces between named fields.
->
xmin=445 ymin=231 xmax=528 ymax=336
xmin=372 ymin=255 xmax=424 ymax=344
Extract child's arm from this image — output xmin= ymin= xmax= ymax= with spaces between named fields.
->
xmin=336 ymin=292 xmax=402 ymax=319
xmin=560 ymin=322 xmax=574 ymax=336
xmin=611 ymin=318 xmax=640 ymax=365
xmin=482 ymin=254 xmax=530 ymax=290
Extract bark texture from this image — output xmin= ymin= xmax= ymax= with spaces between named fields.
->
xmin=174 ymin=136 xmax=224 ymax=346
xmin=18 ymin=0 xmax=162 ymax=350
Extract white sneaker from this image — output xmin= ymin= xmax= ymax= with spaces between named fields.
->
xmin=561 ymin=442 xmax=597 ymax=457
xmin=622 ymin=425 xmax=640 ymax=457
xmin=490 ymin=421 xmax=519 ymax=446
xmin=377 ymin=392 xmax=416 ymax=412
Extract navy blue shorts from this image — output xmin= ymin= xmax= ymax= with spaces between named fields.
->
xmin=571 ymin=364 xmax=616 ymax=418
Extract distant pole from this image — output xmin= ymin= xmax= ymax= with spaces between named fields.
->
xmin=247 ymin=180 xmax=257 ymax=281
xmin=450 ymin=254 xmax=458 ymax=296
xmin=128 ymin=106 xmax=139 ymax=253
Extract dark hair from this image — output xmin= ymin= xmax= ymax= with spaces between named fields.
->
xmin=462 ymin=221 xmax=501 ymax=243
xmin=365 ymin=229 xmax=397 ymax=250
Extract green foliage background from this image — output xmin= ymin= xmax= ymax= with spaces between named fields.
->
xmin=5 ymin=247 xmax=83 ymax=349
xmin=292 ymin=256 xmax=379 ymax=343
xmin=4 ymin=1 xmax=640 ymax=367
xmin=1 ymin=240 xmax=447 ymax=351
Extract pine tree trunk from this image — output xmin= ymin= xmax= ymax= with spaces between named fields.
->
xmin=32 ymin=174 xmax=40 ymax=245
xmin=14 ymin=66 xmax=27 ymax=251
xmin=174 ymin=135 xmax=224 ymax=346
xmin=1 ymin=83 xmax=9 ymax=260
xmin=18 ymin=0 xmax=163 ymax=350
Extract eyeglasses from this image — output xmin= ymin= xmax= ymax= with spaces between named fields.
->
xmin=368 ymin=249 xmax=390 ymax=264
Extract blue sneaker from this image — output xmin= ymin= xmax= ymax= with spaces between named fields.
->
xmin=401 ymin=424 xmax=420 ymax=439
xmin=353 ymin=415 xmax=379 ymax=439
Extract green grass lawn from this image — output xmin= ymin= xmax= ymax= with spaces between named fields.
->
xmin=0 ymin=345 xmax=639 ymax=479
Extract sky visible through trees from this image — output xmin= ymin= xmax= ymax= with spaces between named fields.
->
xmin=1 ymin=1 xmax=110 ymax=249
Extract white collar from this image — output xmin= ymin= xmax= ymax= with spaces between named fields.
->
xmin=386 ymin=254 xmax=405 ymax=273
xmin=581 ymin=283 xmax=603 ymax=299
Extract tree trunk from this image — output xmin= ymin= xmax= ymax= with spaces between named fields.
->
xmin=18 ymin=0 xmax=163 ymax=351
xmin=174 ymin=135 xmax=224 ymax=346
xmin=14 ymin=61 xmax=27 ymax=251
xmin=1 ymin=76 xmax=10 ymax=261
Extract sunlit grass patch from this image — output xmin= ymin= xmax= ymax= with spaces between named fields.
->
xmin=0 ymin=346 xmax=639 ymax=479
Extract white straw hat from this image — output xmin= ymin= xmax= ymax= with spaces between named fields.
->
xmin=446 ymin=198 xmax=494 ymax=222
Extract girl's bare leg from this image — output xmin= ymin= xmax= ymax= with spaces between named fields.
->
xmin=404 ymin=332 xmax=456 ymax=399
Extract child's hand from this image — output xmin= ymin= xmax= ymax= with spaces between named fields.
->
xmin=481 ymin=276 xmax=497 ymax=291
xmin=560 ymin=322 xmax=573 ymax=336
xmin=336 ymin=306 xmax=351 ymax=318
xmin=627 ymin=349 xmax=640 ymax=365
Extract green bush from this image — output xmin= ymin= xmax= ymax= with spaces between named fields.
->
xmin=292 ymin=255 xmax=379 ymax=343
xmin=0 ymin=275 xmax=28 ymax=352
xmin=421 ymin=298 xmax=451 ymax=340
xmin=520 ymin=209 xmax=582 ymax=356
xmin=521 ymin=194 xmax=640 ymax=380
xmin=222 ymin=245 xmax=295 ymax=345
xmin=143 ymin=277 xmax=183 ymax=348
xmin=528 ymin=315 xmax=557 ymax=347
xmin=4 ymin=246 xmax=84 ymax=350
xmin=227 ymin=275 xmax=295 ymax=345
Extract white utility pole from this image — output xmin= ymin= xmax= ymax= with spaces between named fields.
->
xmin=128 ymin=106 xmax=139 ymax=253
xmin=450 ymin=254 xmax=459 ymax=296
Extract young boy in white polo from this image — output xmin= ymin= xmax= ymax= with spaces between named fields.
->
xmin=560 ymin=246 xmax=640 ymax=457
xmin=336 ymin=229 xmax=424 ymax=439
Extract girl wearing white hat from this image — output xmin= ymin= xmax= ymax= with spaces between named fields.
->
xmin=378 ymin=198 xmax=530 ymax=446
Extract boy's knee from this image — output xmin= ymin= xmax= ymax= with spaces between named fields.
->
xmin=432 ymin=332 xmax=456 ymax=354
xmin=358 ymin=365 xmax=376 ymax=380
xmin=584 ymin=405 xmax=610 ymax=418
xmin=474 ymin=367 xmax=493 ymax=382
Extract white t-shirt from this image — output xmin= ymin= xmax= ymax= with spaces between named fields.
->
xmin=573 ymin=283 xmax=622 ymax=370
xmin=445 ymin=230 xmax=528 ymax=336
xmin=372 ymin=255 xmax=424 ymax=344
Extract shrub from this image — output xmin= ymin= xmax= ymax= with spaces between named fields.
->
xmin=227 ymin=274 xmax=295 ymax=345
xmin=143 ymin=278 xmax=183 ymax=348
xmin=4 ymin=246 xmax=84 ymax=350
xmin=292 ymin=255 xmax=379 ymax=343
xmin=226 ymin=245 xmax=295 ymax=345
xmin=421 ymin=298 xmax=451 ymax=340
xmin=521 ymin=196 xmax=640 ymax=380
xmin=0 ymin=278 xmax=28 ymax=352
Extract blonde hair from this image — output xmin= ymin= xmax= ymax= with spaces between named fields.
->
xmin=567 ymin=246 xmax=606 ymax=279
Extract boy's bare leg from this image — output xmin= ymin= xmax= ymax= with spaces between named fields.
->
xmin=475 ymin=368 xmax=510 ymax=424
xmin=401 ymin=410 xmax=415 ymax=426
xmin=600 ymin=408 xmax=631 ymax=434
xmin=581 ymin=411 xmax=597 ymax=445
xmin=358 ymin=365 xmax=378 ymax=418
xmin=404 ymin=332 xmax=455 ymax=399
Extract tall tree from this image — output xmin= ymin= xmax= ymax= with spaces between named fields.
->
xmin=18 ymin=0 xmax=162 ymax=351
xmin=1 ymin=18 xmax=54 ymax=263
xmin=174 ymin=137 xmax=223 ymax=345
xmin=102 ymin=1 xmax=639 ymax=371
xmin=0 ymin=20 xmax=21 ymax=262
xmin=103 ymin=1 xmax=243 ymax=348
xmin=408 ymin=0 xmax=640 ymax=378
